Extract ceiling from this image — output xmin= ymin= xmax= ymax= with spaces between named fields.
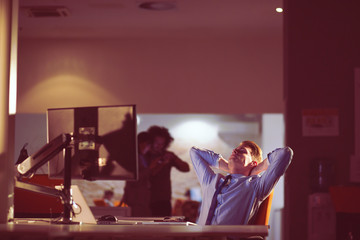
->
xmin=18 ymin=0 xmax=283 ymax=39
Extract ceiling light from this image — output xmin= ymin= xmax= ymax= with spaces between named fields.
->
xmin=139 ymin=1 xmax=176 ymax=11
xmin=172 ymin=120 xmax=218 ymax=143
xmin=276 ymin=8 xmax=283 ymax=13
xmin=22 ymin=6 xmax=70 ymax=17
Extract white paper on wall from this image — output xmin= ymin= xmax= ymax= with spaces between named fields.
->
xmin=302 ymin=109 xmax=339 ymax=137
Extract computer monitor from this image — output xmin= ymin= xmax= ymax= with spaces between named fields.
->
xmin=47 ymin=105 xmax=138 ymax=181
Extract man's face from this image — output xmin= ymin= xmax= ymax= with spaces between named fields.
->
xmin=228 ymin=145 xmax=254 ymax=172
xmin=152 ymin=136 xmax=166 ymax=154
xmin=139 ymin=141 xmax=151 ymax=155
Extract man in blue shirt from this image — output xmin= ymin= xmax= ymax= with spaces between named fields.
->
xmin=190 ymin=141 xmax=293 ymax=225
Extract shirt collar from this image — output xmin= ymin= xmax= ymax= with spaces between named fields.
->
xmin=231 ymin=173 xmax=248 ymax=178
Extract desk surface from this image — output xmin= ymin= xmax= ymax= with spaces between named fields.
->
xmin=1 ymin=221 xmax=268 ymax=239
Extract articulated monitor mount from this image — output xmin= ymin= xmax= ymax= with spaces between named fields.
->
xmin=15 ymin=133 xmax=78 ymax=224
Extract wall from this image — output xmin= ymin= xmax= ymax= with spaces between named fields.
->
xmin=284 ymin=1 xmax=360 ymax=240
xmin=17 ymin=35 xmax=283 ymax=114
xmin=0 ymin=0 xmax=13 ymax=223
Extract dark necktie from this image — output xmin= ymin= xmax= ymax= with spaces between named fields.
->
xmin=205 ymin=174 xmax=232 ymax=225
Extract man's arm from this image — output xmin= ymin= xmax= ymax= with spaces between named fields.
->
xmin=255 ymin=147 xmax=293 ymax=198
xmin=149 ymin=151 xmax=189 ymax=176
xmin=167 ymin=151 xmax=190 ymax=172
xmin=189 ymin=147 xmax=221 ymax=186
xmin=148 ymin=156 xmax=168 ymax=176
xmin=250 ymin=158 xmax=270 ymax=175
xmin=218 ymin=157 xmax=230 ymax=173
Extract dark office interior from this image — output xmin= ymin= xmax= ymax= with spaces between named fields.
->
xmin=1 ymin=1 xmax=360 ymax=240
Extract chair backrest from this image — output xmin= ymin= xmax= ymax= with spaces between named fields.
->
xmin=93 ymin=199 xmax=107 ymax=206
xmin=252 ymin=190 xmax=274 ymax=225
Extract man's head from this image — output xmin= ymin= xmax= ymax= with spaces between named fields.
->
xmin=103 ymin=190 xmax=114 ymax=200
xmin=239 ymin=141 xmax=263 ymax=163
xmin=228 ymin=140 xmax=262 ymax=175
xmin=147 ymin=125 xmax=174 ymax=154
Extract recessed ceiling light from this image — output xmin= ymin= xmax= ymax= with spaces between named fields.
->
xmin=139 ymin=1 xmax=176 ymax=11
xmin=276 ymin=8 xmax=283 ymax=13
xmin=22 ymin=6 xmax=70 ymax=17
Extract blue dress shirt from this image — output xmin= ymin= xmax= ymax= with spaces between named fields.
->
xmin=189 ymin=146 xmax=293 ymax=225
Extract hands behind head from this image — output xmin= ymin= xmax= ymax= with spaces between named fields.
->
xmin=250 ymin=158 xmax=269 ymax=175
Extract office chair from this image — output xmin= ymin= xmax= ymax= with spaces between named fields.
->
xmin=93 ymin=199 xmax=107 ymax=207
xmin=252 ymin=190 xmax=274 ymax=225
xmin=239 ymin=190 xmax=274 ymax=240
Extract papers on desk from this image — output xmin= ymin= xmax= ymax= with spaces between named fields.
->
xmin=141 ymin=221 xmax=197 ymax=226
xmin=97 ymin=217 xmax=197 ymax=226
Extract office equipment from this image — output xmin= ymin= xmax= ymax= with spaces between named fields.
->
xmin=15 ymin=135 xmax=74 ymax=223
xmin=56 ymin=185 xmax=97 ymax=224
xmin=47 ymin=105 xmax=138 ymax=181
xmin=90 ymin=206 xmax=131 ymax=219
xmin=15 ymin=105 xmax=138 ymax=224
xmin=97 ymin=214 xmax=118 ymax=223
xmin=329 ymin=186 xmax=360 ymax=240
xmin=17 ymin=134 xmax=71 ymax=177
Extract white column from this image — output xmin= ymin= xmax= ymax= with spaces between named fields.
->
xmin=350 ymin=68 xmax=360 ymax=182
xmin=0 ymin=0 xmax=13 ymax=223
xmin=262 ymin=114 xmax=285 ymax=240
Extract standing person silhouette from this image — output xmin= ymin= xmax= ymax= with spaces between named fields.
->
xmin=147 ymin=126 xmax=190 ymax=217
xmin=123 ymin=132 xmax=152 ymax=216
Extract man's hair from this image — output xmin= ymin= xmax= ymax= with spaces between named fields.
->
xmin=239 ymin=140 xmax=262 ymax=163
xmin=137 ymin=131 xmax=151 ymax=144
xmin=147 ymin=125 xmax=174 ymax=149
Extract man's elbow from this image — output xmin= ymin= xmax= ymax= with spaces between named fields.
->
xmin=190 ymin=146 xmax=197 ymax=154
xmin=189 ymin=147 xmax=198 ymax=159
xmin=281 ymin=146 xmax=294 ymax=163
xmin=285 ymin=146 xmax=294 ymax=157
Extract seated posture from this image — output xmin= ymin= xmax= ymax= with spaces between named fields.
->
xmin=190 ymin=140 xmax=293 ymax=225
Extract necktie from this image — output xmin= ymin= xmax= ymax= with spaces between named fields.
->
xmin=205 ymin=174 xmax=232 ymax=225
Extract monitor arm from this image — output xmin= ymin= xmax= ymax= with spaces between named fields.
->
xmin=15 ymin=133 xmax=77 ymax=224
xmin=17 ymin=134 xmax=71 ymax=178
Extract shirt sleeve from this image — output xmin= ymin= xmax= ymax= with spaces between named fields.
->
xmin=189 ymin=147 xmax=221 ymax=187
xmin=255 ymin=146 xmax=293 ymax=200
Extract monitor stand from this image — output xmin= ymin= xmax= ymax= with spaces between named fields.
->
xmin=53 ymin=146 xmax=79 ymax=225
xmin=15 ymin=138 xmax=79 ymax=225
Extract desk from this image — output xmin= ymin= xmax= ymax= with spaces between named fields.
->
xmin=0 ymin=222 xmax=268 ymax=240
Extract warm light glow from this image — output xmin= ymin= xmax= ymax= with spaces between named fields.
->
xmin=9 ymin=0 xmax=18 ymax=115
xmin=172 ymin=120 xmax=218 ymax=143
xmin=137 ymin=115 xmax=141 ymax=125
xmin=18 ymin=74 xmax=119 ymax=113
xmin=276 ymin=8 xmax=283 ymax=13
xmin=9 ymin=57 xmax=17 ymax=114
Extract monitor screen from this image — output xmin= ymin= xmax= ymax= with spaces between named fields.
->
xmin=47 ymin=105 xmax=137 ymax=181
